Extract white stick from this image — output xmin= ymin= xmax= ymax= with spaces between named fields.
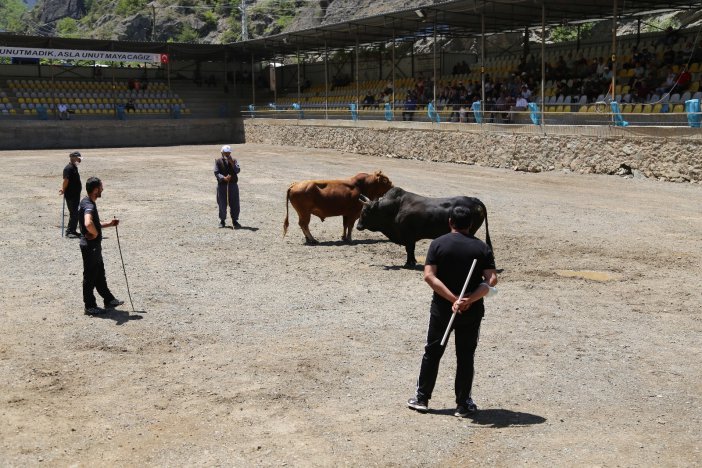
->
xmin=440 ymin=258 xmax=478 ymax=347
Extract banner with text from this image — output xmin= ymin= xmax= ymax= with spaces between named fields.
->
xmin=0 ymin=46 xmax=166 ymax=63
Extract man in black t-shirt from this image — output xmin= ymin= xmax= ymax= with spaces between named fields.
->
xmin=78 ymin=176 xmax=124 ymax=315
xmin=59 ymin=151 xmax=82 ymax=238
xmin=407 ymin=205 xmax=498 ymax=417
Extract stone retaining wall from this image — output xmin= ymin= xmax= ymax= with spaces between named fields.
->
xmin=244 ymin=119 xmax=702 ymax=183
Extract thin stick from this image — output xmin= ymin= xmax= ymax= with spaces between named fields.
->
xmin=114 ymin=221 xmax=136 ymax=313
xmin=440 ymin=258 xmax=478 ymax=347
xmin=61 ymin=196 xmax=65 ymax=237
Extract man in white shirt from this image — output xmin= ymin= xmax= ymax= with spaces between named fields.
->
xmin=58 ymin=102 xmax=70 ymax=120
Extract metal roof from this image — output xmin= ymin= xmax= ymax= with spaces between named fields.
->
xmin=235 ymin=0 xmax=702 ymax=58
xmin=1 ymin=1 xmax=700 ymax=61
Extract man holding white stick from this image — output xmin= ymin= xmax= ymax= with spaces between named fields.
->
xmin=407 ymin=205 xmax=497 ymax=417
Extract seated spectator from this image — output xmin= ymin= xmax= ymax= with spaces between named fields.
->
xmin=362 ymin=92 xmax=375 ymax=109
xmin=125 ymin=98 xmax=136 ymax=112
xmin=402 ymin=91 xmax=417 ymax=121
xmin=657 ymin=67 xmax=677 ymax=94
xmin=514 ymin=95 xmax=528 ymax=110
xmin=675 ymin=68 xmax=692 ymax=92
xmin=57 ymin=102 xmax=70 ymax=120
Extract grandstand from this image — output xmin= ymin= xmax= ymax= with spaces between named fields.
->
xmin=1 ymin=0 xmax=702 ymax=151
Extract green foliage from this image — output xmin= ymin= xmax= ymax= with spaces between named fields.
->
xmin=550 ymin=22 xmax=594 ymax=43
xmin=56 ymin=17 xmax=81 ymax=38
xmin=643 ymin=17 xmax=681 ymax=33
xmin=0 ymin=0 xmax=27 ymax=33
xmin=202 ymin=10 xmax=218 ymax=27
xmin=176 ymin=24 xmax=200 ymax=43
xmin=115 ymin=0 xmax=149 ymax=16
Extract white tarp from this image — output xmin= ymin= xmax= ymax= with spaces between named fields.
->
xmin=0 ymin=46 xmax=166 ymax=63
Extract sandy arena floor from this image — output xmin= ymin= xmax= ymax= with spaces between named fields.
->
xmin=0 ymin=144 xmax=700 ymax=466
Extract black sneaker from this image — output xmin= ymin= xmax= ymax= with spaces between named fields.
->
xmin=219 ymin=220 xmax=226 ymax=228
xmin=66 ymin=231 xmax=80 ymax=238
xmin=104 ymin=298 xmax=124 ymax=309
xmin=407 ymin=397 xmax=429 ymax=413
xmin=84 ymin=306 xmax=105 ymax=315
xmin=455 ymin=398 xmax=478 ymax=417
xmin=233 ymin=221 xmax=242 ymax=229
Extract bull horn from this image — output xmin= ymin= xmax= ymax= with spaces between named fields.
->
xmin=358 ymin=194 xmax=371 ymax=204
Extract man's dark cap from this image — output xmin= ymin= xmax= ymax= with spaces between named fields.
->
xmin=69 ymin=151 xmax=82 ymax=159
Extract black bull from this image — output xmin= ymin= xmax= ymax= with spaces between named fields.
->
xmin=356 ymin=187 xmax=492 ymax=267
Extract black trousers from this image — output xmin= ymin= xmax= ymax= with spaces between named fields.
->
xmin=81 ymin=243 xmax=115 ymax=308
xmin=65 ymin=195 xmax=79 ymax=234
xmin=216 ymin=182 xmax=240 ymax=222
xmin=415 ymin=302 xmax=483 ymax=405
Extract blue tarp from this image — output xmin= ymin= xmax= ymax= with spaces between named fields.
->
xmin=248 ymin=104 xmax=255 ymax=117
xmin=471 ymin=101 xmax=482 ymax=123
xmin=528 ymin=102 xmax=541 ymax=125
xmin=685 ymin=99 xmax=701 ymax=128
xmin=611 ymin=101 xmax=629 ymax=127
xmin=427 ymin=102 xmax=440 ymax=123
xmin=349 ymin=103 xmax=358 ymax=121
xmin=384 ymin=102 xmax=393 ymax=121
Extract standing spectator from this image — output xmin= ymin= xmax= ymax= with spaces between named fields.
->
xmin=58 ymin=102 xmax=70 ymax=120
xmin=78 ymin=177 xmax=124 ymax=315
xmin=407 ymin=206 xmax=498 ymax=416
xmin=59 ymin=151 xmax=82 ymax=238
xmin=214 ymin=145 xmax=241 ymax=228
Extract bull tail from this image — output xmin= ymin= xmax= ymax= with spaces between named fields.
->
xmin=481 ymin=201 xmax=492 ymax=249
xmin=283 ymin=185 xmax=291 ymax=237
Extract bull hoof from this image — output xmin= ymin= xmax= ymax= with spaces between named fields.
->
xmin=403 ymin=262 xmax=417 ymax=269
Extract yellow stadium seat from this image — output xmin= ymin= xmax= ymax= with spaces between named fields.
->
xmin=673 ymin=104 xmax=684 ymax=113
xmin=632 ymin=104 xmax=643 ymax=113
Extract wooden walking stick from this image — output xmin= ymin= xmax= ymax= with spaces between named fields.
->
xmin=440 ymin=258 xmax=478 ymax=347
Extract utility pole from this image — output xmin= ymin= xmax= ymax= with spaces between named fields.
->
xmin=151 ymin=3 xmax=156 ymax=41
xmin=240 ymin=0 xmax=249 ymax=41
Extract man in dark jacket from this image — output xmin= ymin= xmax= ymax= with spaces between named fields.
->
xmin=214 ymin=145 xmax=241 ymax=228
xmin=59 ymin=151 xmax=83 ymax=238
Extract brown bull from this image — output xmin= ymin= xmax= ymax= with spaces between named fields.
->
xmin=283 ymin=171 xmax=393 ymax=244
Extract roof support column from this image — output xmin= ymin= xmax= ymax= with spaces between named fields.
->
xmin=324 ymin=41 xmax=329 ymax=120
xmin=251 ymin=52 xmax=255 ymax=108
xmin=611 ymin=0 xmax=618 ymax=113
xmin=297 ymin=47 xmax=301 ymax=106
xmin=540 ymin=3 xmax=545 ymax=132
xmin=481 ymin=12 xmax=486 ymax=128
xmin=355 ymin=36 xmax=360 ymax=112
xmin=392 ymin=27 xmax=396 ymax=116
xmin=433 ymin=18 xmax=437 ymax=110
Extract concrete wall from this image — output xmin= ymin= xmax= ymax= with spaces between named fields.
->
xmin=0 ymin=118 xmax=244 ymax=150
xmin=244 ymin=119 xmax=702 ymax=183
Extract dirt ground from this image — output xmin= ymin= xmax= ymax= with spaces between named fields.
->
xmin=0 ymin=143 xmax=700 ymax=467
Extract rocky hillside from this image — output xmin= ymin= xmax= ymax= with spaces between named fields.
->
xmin=5 ymin=0 xmax=441 ymax=44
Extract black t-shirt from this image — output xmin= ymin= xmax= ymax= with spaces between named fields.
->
xmin=63 ymin=163 xmax=81 ymax=198
xmin=78 ymin=197 xmax=101 ymax=246
xmin=425 ymin=232 xmax=496 ymax=313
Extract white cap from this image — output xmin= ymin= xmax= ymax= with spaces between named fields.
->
xmin=221 ymin=145 xmax=232 ymax=153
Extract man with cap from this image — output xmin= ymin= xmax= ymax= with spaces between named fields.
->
xmin=59 ymin=151 xmax=82 ymax=238
xmin=214 ymin=145 xmax=241 ymax=228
